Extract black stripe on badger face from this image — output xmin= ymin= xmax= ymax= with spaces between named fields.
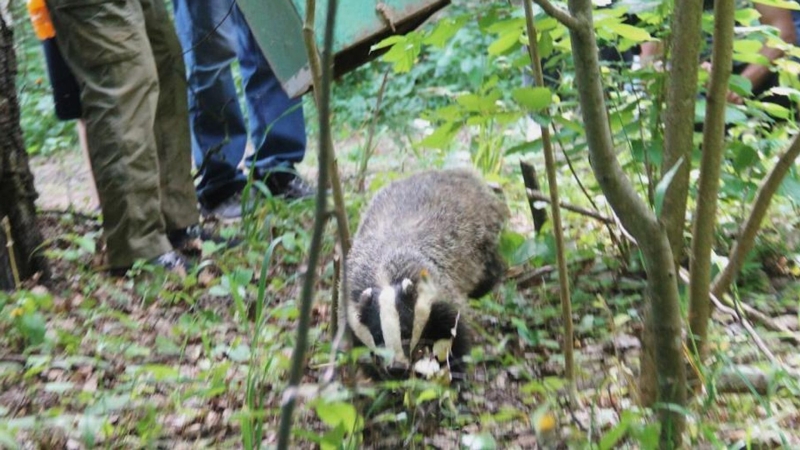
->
xmin=358 ymin=288 xmax=384 ymax=348
xmin=394 ymin=278 xmax=417 ymax=358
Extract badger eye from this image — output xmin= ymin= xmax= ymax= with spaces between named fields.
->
xmin=412 ymin=346 xmax=426 ymax=361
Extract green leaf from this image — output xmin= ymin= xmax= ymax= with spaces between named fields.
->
xmin=779 ymin=170 xmax=800 ymax=205
xmin=208 ymin=285 xmax=229 ymax=297
xmin=419 ymin=123 xmax=460 ymax=149
xmin=498 ymin=230 xmax=525 ymax=265
xmin=488 ymin=28 xmax=523 ymax=55
xmin=733 ymin=39 xmax=764 ymax=55
xmin=655 ymin=157 xmax=684 ymax=216
xmin=17 ymin=312 xmax=46 ymax=346
xmin=730 ymin=142 xmax=759 ymax=173
xmin=461 ymin=433 xmax=497 ymax=450
xmin=753 ymin=0 xmax=800 ymax=9
xmin=377 ymin=34 xmax=422 ymax=73
xmin=735 ymin=7 xmax=762 ymax=25
xmin=728 ymin=74 xmax=753 ymax=97
xmin=320 ymin=424 xmax=347 ymax=450
xmin=371 ymin=35 xmax=405 ymax=51
xmin=315 ymin=401 xmax=359 ymax=432
xmin=607 ymin=23 xmax=652 ymax=42
xmin=512 ymin=318 xmax=539 ymax=346
xmin=415 ymin=389 xmax=439 ymax=403
xmin=511 ymin=238 xmax=542 ymax=266
xmin=755 ymin=101 xmax=791 ymax=119
xmin=599 ymin=412 xmax=631 ymax=450
xmin=44 ymin=381 xmax=75 ymax=394
xmin=74 ymin=235 xmax=96 ymax=254
xmin=226 ymin=344 xmax=250 ymax=363
xmin=141 ymin=364 xmax=179 ymax=381
xmin=511 ymin=87 xmax=552 ymax=111
xmin=423 ymin=15 xmax=469 ymax=48
xmin=456 ymin=91 xmax=500 ymax=113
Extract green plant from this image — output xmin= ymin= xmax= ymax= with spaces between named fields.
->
xmin=0 ymin=288 xmax=52 ymax=349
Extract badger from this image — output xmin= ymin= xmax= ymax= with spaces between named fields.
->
xmin=343 ymin=169 xmax=508 ymax=380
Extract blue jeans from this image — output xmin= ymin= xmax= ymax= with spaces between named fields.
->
xmin=173 ymin=0 xmax=306 ymax=208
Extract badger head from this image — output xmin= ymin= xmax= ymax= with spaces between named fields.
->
xmin=347 ymin=275 xmax=471 ymax=381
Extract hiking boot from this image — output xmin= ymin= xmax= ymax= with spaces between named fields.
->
xmin=265 ymin=171 xmax=315 ymax=200
xmin=107 ymin=250 xmax=188 ymax=277
xmin=150 ymin=250 xmax=189 ymax=273
xmin=168 ymin=224 xmax=241 ymax=256
xmin=200 ymin=192 xmax=244 ymax=222
xmin=168 ymin=224 xmax=204 ymax=256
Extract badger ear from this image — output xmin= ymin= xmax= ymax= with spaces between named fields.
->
xmin=401 ymin=278 xmax=413 ymax=294
xmin=358 ymin=288 xmax=373 ymax=304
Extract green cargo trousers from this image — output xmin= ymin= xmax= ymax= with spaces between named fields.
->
xmin=46 ymin=0 xmax=199 ymax=268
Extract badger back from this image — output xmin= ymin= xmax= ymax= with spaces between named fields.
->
xmin=347 ymin=169 xmax=508 ymax=301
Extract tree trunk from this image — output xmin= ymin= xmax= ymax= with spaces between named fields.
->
xmin=0 ymin=11 xmax=49 ymax=287
xmin=688 ymin=0 xmax=735 ymax=372
xmin=555 ymin=0 xmax=687 ymax=445
xmin=659 ymin=0 xmax=704 ymax=264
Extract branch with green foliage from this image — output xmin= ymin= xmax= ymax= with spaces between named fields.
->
xmin=688 ymin=0 xmax=735 ymax=364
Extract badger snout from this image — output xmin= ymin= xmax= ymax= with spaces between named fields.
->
xmin=387 ymin=360 xmax=410 ymax=377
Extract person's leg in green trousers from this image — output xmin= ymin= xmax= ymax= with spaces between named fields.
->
xmin=46 ymin=0 xmax=199 ymax=270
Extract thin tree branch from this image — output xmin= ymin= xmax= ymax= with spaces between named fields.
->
xmin=357 ymin=70 xmax=389 ymax=192
xmin=277 ymin=0 xmax=337 ymax=447
xmin=301 ymin=0 xmax=352 ymax=346
xmin=527 ymin=189 xmax=613 ymax=224
xmin=532 ymin=0 xmax=581 ymax=30
xmin=524 ymin=0 xmax=575 ymax=393
xmin=712 ymin=132 xmax=800 ymax=297
xmin=687 ymin=0 xmax=735 ymax=363
xmin=659 ymin=0 xmax=704 ymax=265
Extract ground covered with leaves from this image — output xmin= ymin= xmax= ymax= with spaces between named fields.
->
xmin=2 ymin=142 xmax=800 ymax=449
xmin=6 ymin=0 xmax=800 ymax=446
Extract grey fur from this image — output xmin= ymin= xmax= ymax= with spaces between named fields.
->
xmin=343 ymin=168 xmax=509 ymax=375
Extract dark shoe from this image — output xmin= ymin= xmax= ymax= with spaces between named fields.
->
xmin=107 ymin=250 xmax=188 ymax=277
xmin=168 ymin=224 xmax=241 ymax=256
xmin=151 ymin=250 xmax=189 ymax=273
xmin=264 ymin=171 xmax=315 ymax=200
xmin=200 ymin=192 xmax=244 ymax=222
xmin=168 ymin=224 xmax=204 ymax=256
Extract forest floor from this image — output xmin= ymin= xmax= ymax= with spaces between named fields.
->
xmin=2 ymin=138 xmax=800 ymax=449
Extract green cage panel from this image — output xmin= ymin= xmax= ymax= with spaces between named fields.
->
xmin=236 ymin=0 xmax=450 ymax=97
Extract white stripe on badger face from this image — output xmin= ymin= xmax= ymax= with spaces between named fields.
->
xmin=410 ymin=280 xmax=436 ymax=352
xmin=348 ymin=289 xmax=376 ymax=350
xmin=378 ymin=287 xmax=408 ymax=364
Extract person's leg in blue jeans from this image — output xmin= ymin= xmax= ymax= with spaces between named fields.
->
xmin=235 ymin=9 xmax=311 ymax=198
xmin=173 ymin=0 xmax=248 ymax=215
